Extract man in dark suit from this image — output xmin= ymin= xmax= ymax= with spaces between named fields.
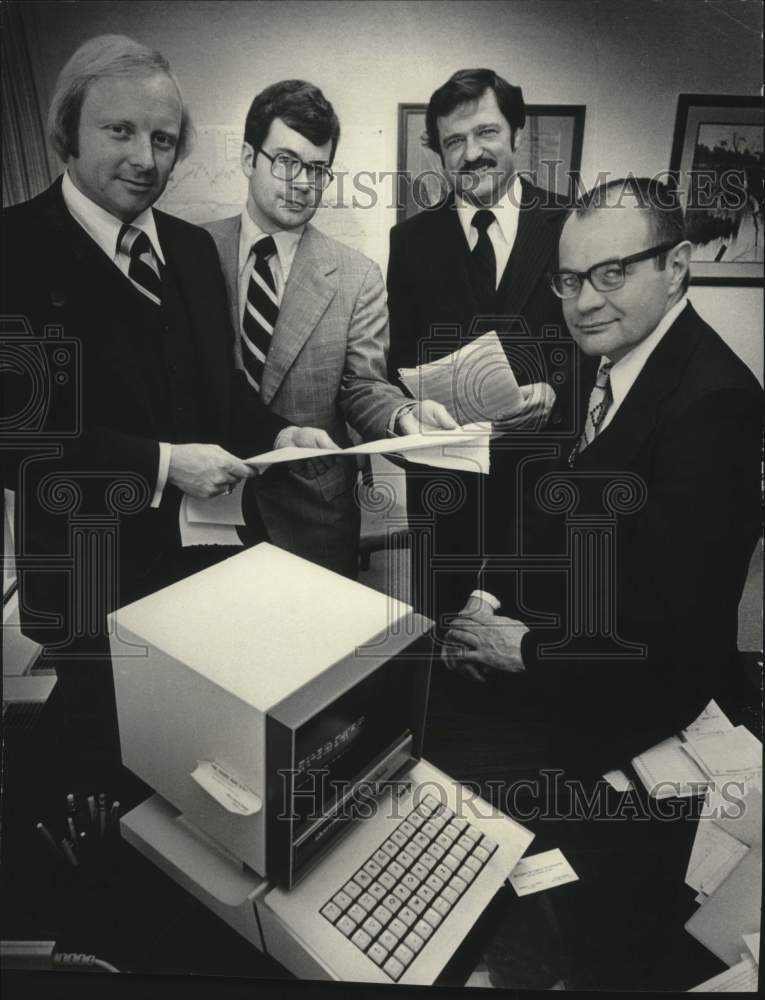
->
xmin=387 ymin=68 xmax=591 ymax=626
xmin=1 ymin=35 xmax=332 ymax=757
xmin=445 ymin=177 xmax=762 ymax=778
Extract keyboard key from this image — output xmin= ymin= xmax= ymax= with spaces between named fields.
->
xmin=373 ymin=849 xmax=390 ymax=868
xmin=358 ymin=891 xmax=378 ymax=913
xmin=364 ymin=859 xmax=382 ymax=878
xmin=373 ymin=905 xmax=393 ymax=926
xmin=336 ymin=914 xmax=356 ymax=937
xmin=432 ymin=896 xmax=451 ymax=917
xmin=430 ymin=813 xmax=448 ymax=832
xmin=450 ymin=875 xmax=468 ymax=895
xmin=398 ymin=905 xmax=417 ymax=927
xmin=379 ymin=928 xmax=398 ymax=952
xmin=381 ymin=840 xmax=398 ymax=857
xmin=402 ymin=872 xmax=420 ymax=892
xmin=422 ymin=821 xmax=439 ymax=839
xmin=436 ymin=832 xmax=452 ymax=851
xmin=389 ymin=916 xmax=407 ymax=939
xmin=435 ymin=863 xmax=452 ymax=883
xmin=363 ymin=915 xmax=382 ymax=937
xmin=368 ymin=942 xmax=387 ymax=966
xmin=393 ymin=883 xmax=411 ymax=903
xmin=332 ymin=890 xmax=352 ymax=911
xmin=399 ymin=821 xmax=416 ymax=838
xmin=407 ymin=840 xmax=423 ymax=858
xmin=344 ymin=880 xmax=362 ymax=899
xmin=465 ymin=856 xmax=482 ymax=874
xmin=414 ymin=831 xmax=431 ymax=850
xmin=414 ymin=918 xmax=433 ymax=940
xmin=458 ymin=864 xmax=476 ymax=883
xmin=387 ymin=861 xmax=405 ymax=880
xmin=347 ymin=903 xmax=366 ymax=924
xmin=480 ymin=835 xmax=498 ymax=855
xmin=423 ymin=794 xmax=440 ymax=812
xmin=394 ymin=943 xmax=415 ymax=967
xmin=383 ymin=956 xmax=405 ymax=981
xmin=416 ymin=802 xmax=433 ymax=819
xmin=457 ymin=834 xmax=473 ymax=851
xmin=423 ymin=907 xmax=442 ymax=929
xmin=443 ymin=855 xmax=460 ymax=872
xmin=408 ymin=894 xmax=427 ymax=915
xmin=411 ymin=861 xmax=429 ymax=881
xmin=416 ymin=884 xmax=435 ymax=904
xmin=378 ymin=870 xmax=396 ymax=891
xmin=466 ymin=826 xmax=482 ymax=843
xmin=420 ymin=852 xmax=437 ymax=871
xmin=429 ymin=842 xmax=445 ymax=860
xmin=384 ymin=894 xmax=402 ymax=914
xmin=472 ymin=845 xmax=489 ymax=864
xmin=355 ymin=869 xmax=373 ymax=888
xmin=368 ymin=882 xmax=387 ymax=901
xmin=321 ymin=901 xmax=342 ymax=923
xmin=452 ymin=817 xmax=468 ymax=832
xmin=443 ymin=824 xmax=460 ymax=841
xmin=450 ymin=844 xmax=468 ymax=862
xmin=407 ymin=811 xmax=425 ymax=829
xmin=426 ymin=873 xmax=444 ymax=893
xmin=441 ymin=886 xmax=459 ymax=906
xmin=397 ymin=850 xmax=415 ymax=869
xmin=405 ymin=930 xmax=425 ymax=954
xmin=391 ymin=829 xmax=408 ymax=847
xmin=352 ymin=928 xmax=371 ymax=951
xmin=435 ymin=804 xmax=455 ymax=821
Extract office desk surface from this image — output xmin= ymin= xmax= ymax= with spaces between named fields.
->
xmin=3 ymin=672 xmax=754 ymax=999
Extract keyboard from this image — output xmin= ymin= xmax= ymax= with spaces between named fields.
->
xmin=320 ymin=793 xmax=498 ymax=982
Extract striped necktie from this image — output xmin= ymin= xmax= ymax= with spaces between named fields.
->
xmin=118 ymin=224 xmax=161 ymax=305
xmin=569 ymin=361 xmax=614 ymax=466
xmin=241 ymin=235 xmax=279 ymax=392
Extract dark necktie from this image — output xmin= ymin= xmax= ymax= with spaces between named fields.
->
xmin=241 ymin=236 xmax=279 ymax=392
xmin=118 ymin=225 xmax=162 ymax=305
xmin=569 ymin=361 xmax=614 ymax=466
xmin=471 ymin=209 xmax=497 ymax=310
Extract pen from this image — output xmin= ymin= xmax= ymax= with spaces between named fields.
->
xmin=98 ymin=793 xmax=107 ymax=839
xmin=87 ymin=795 xmax=97 ymax=827
xmin=66 ymin=793 xmax=76 ymax=817
xmin=36 ymin=822 xmax=62 ymax=859
xmin=61 ymin=838 xmax=79 ymax=867
xmin=67 ymin=816 xmax=78 ymax=842
xmin=109 ymin=801 xmax=120 ymax=828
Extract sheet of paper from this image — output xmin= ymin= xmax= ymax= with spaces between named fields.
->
xmin=684 ymin=726 xmax=763 ymax=777
xmin=631 ymin=735 xmax=710 ymax=798
xmin=682 ymin=699 xmax=735 ymax=739
xmin=508 ymin=848 xmax=579 ymax=897
xmin=246 ymin=423 xmax=493 ymax=471
xmin=398 ymin=330 xmax=523 ymax=424
xmin=403 ymin=434 xmax=490 ymax=475
xmin=603 ymin=769 xmax=634 ymax=792
xmin=185 ymin=479 xmax=245 ymax=526
xmin=190 ymin=760 xmax=262 ymax=815
xmin=714 ymin=787 xmax=763 ymax=848
xmin=743 ymin=932 xmax=760 ymax=964
xmin=180 ymin=494 xmax=244 ymax=547
xmin=689 ymin=954 xmax=759 ymax=992
xmin=685 ymin=821 xmax=749 ymax=895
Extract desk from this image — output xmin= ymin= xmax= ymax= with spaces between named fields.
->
xmin=2 ymin=673 xmax=752 ymax=998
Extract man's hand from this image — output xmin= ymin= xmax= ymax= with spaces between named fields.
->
xmin=397 ymin=400 xmax=458 ymax=436
xmin=168 ymin=443 xmax=255 ymax=499
xmin=444 ymin=605 xmax=529 ymax=679
xmin=492 ymin=382 xmax=556 ymax=433
xmin=276 ymin=425 xmax=339 ymax=478
xmin=441 ymin=594 xmax=497 ymax=682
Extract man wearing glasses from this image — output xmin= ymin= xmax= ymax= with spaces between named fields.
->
xmin=445 ymin=177 xmax=761 ymax=780
xmin=205 ymin=80 xmax=453 ymax=577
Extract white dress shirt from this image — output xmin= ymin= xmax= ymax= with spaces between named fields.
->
xmin=456 ymin=174 xmax=522 ymax=288
xmin=61 ymin=172 xmax=170 ymax=507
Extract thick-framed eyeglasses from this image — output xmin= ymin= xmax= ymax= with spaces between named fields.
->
xmin=549 ymin=242 xmax=677 ymax=299
xmin=255 ymin=146 xmax=334 ymax=190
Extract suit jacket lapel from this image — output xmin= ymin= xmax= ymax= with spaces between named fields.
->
xmin=261 ymin=224 xmax=337 ymax=405
xmin=497 ymin=180 xmax=564 ymax=319
xmin=215 ymin=215 xmax=241 ymax=339
xmin=576 ymin=305 xmax=704 ymax=469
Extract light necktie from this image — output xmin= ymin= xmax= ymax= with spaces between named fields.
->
xmin=471 ymin=209 xmax=497 ymax=310
xmin=569 ymin=361 xmax=614 ymax=466
xmin=118 ymin=224 xmax=162 ymax=306
xmin=241 ymin=235 xmax=279 ymax=392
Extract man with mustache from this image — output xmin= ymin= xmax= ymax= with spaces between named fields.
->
xmin=387 ymin=68 xmax=590 ymax=627
xmin=204 ymin=80 xmax=454 ymax=578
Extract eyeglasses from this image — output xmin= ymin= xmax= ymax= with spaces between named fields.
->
xmin=549 ymin=242 xmax=677 ymax=299
xmin=255 ymin=146 xmax=334 ymax=190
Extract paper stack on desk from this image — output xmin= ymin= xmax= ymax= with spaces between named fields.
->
xmin=397 ymin=330 xmax=523 ymax=424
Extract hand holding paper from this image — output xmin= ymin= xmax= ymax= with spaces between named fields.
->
xmin=396 ymin=399 xmax=458 ymax=435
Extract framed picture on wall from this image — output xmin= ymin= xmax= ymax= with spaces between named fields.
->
xmin=396 ymin=104 xmax=586 ymax=223
xmin=669 ymin=94 xmax=763 ymax=286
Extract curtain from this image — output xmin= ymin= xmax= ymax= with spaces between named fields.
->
xmin=2 ymin=1 xmax=54 ymax=207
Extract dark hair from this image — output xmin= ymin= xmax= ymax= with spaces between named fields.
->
xmin=572 ymin=176 xmax=690 ymax=292
xmin=243 ymin=80 xmax=340 ymax=163
xmin=424 ymin=68 xmax=525 ymax=158
xmin=49 ymin=34 xmax=193 ymax=163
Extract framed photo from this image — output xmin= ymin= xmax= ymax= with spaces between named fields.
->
xmin=669 ymin=94 xmax=763 ymax=286
xmin=396 ymin=104 xmax=586 ymax=223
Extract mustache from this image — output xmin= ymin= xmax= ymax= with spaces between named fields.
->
xmin=458 ymin=157 xmax=498 ymax=173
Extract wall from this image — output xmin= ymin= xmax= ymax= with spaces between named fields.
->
xmin=20 ymin=0 xmax=763 ymax=378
